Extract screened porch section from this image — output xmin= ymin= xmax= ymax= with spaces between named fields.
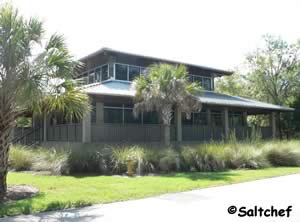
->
xmin=41 ymin=100 xmax=273 ymax=143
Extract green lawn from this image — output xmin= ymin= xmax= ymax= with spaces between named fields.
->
xmin=1 ymin=167 xmax=300 ymax=217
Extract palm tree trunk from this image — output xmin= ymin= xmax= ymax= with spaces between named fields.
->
xmin=0 ymin=111 xmax=14 ymax=202
xmin=163 ymin=124 xmax=171 ymax=146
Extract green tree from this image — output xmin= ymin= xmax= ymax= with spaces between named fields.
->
xmin=133 ymin=64 xmax=202 ymax=145
xmin=0 ymin=5 xmax=89 ymax=200
xmin=246 ymin=35 xmax=300 ymax=106
xmin=215 ymin=70 xmax=249 ymax=97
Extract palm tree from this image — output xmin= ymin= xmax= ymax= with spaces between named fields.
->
xmin=133 ymin=63 xmax=202 ymax=145
xmin=0 ymin=5 xmax=90 ymax=201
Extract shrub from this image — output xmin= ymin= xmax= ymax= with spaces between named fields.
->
xmin=31 ymin=148 xmax=69 ymax=175
xmin=67 ymin=144 xmax=112 ymax=174
xmin=181 ymin=144 xmax=226 ymax=172
xmin=9 ymin=146 xmax=33 ymax=171
xmin=158 ymin=148 xmax=179 ymax=172
xmin=181 ymin=146 xmax=198 ymax=171
xmin=224 ymin=144 xmax=269 ymax=169
xmin=265 ymin=147 xmax=300 ymax=167
xmin=195 ymin=144 xmax=226 ymax=171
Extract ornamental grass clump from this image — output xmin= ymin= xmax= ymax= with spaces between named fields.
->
xmin=265 ymin=146 xmax=300 ymax=167
xmin=9 ymin=145 xmax=33 ymax=171
xmin=224 ymin=144 xmax=269 ymax=169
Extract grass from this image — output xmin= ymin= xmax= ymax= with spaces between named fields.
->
xmin=1 ymin=167 xmax=300 ymax=217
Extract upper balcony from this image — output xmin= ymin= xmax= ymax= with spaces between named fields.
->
xmin=77 ymin=62 xmax=214 ymax=91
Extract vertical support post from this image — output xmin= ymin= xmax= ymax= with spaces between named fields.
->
xmin=43 ymin=113 xmax=47 ymax=143
xmin=175 ymin=107 xmax=182 ymax=142
xmin=243 ymin=111 xmax=247 ymax=138
xmin=82 ymin=111 xmax=91 ymax=143
xmin=207 ymin=108 xmax=212 ymax=139
xmin=223 ymin=108 xmax=229 ymax=139
xmin=271 ymin=112 xmax=276 ymax=139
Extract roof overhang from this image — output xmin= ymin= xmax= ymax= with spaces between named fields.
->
xmin=81 ymin=80 xmax=294 ymax=112
xmin=79 ymin=47 xmax=233 ymax=76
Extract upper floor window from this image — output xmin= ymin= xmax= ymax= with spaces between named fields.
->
xmin=78 ymin=64 xmax=109 ymax=85
xmin=115 ymin=63 xmax=142 ymax=81
xmin=115 ymin=64 xmax=128 ymax=80
xmin=189 ymin=74 xmax=212 ymax=90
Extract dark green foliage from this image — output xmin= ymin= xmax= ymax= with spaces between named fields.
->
xmin=266 ymin=147 xmax=300 ymax=167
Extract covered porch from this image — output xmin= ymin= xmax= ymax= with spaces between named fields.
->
xmin=20 ymin=80 xmax=292 ymax=144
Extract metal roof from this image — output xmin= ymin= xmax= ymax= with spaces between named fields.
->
xmin=79 ymin=47 xmax=233 ymax=76
xmin=81 ymin=80 xmax=294 ymax=112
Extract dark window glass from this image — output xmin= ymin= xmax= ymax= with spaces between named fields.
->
xmin=115 ymin=64 xmax=128 ymax=80
xmin=230 ymin=112 xmax=243 ymax=126
xmin=170 ymin=112 xmax=175 ymax=124
xmin=124 ymin=109 xmax=141 ymax=124
xmin=129 ymin=66 xmax=140 ymax=81
xmin=203 ymin=78 xmax=212 ymax=90
xmin=193 ymin=76 xmax=203 ymax=85
xmin=101 ymin=65 xmax=108 ymax=81
xmin=143 ymin=111 xmax=159 ymax=124
xmin=91 ymin=99 xmax=96 ymax=123
xmin=187 ymin=75 xmax=193 ymax=82
xmin=182 ymin=113 xmax=193 ymax=125
xmin=140 ymin=67 xmax=146 ymax=75
xmin=211 ymin=111 xmax=222 ymax=126
xmin=95 ymin=68 xmax=101 ymax=82
xmin=104 ymin=108 xmax=123 ymax=123
xmin=88 ymin=72 xmax=95 ymax=84
xmin=194 ymin=111 xmax=207 ymax=125
xmin=104 ymin=103 xmax=123 ymax=108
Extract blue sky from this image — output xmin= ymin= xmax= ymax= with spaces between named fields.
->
xmin=11 ymin=0 xmax=300 ymax=71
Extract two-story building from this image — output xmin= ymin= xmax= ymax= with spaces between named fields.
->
xmin=39 ymin=48 xmax=293 ymax=144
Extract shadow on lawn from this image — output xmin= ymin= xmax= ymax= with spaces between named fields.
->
xmin=0 ymin=193 xmax=91 ymax=218
xmin=161 ymin=171 xmax=239 ymax=181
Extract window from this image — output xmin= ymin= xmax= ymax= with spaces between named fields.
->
xmin=182 ymin=111 xmax=207 ymax=125
xmin=129 ymin=66 xmax=140 ymax=81
xmin=203 ymin=78 xmax=212 ymax=90
xmin=115 ymin=64 xmax=128 ymax=80
xmin=91 ymin=99 xmax=96 ymax=123
xmin=140 ymin=67 xmax=146 ymax=75
xmin=88 ymin=71 xmax=95 ymax=84
xmin=124 ymin=109 xmax=142 ymax=124
xmin=193 ymin=76 xmax=203 ymax=85
xmin=95 ymin=68 xmax=101 ymax=82
xmin=182 ymin=113 xmax=193 ymax=125
xmin=102 ymin=65 xmax=108 ymax=81
xmin=230 ymin=112 xmax=243 ymax=126
xmin=104 ymin=107 xmax=123 ymax=123
xmin=194 ymin=111 xmax=207 ymax=125
xmin=188 ymin=74 xmax=213 ymax=91
xmin=143 ymin=111 xmax=159 ymax=124
xmin=211 ymin=111 xmax=222 ymax=126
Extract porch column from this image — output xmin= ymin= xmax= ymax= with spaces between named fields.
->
xmin=207 ymin=109 xmax=212 ymax=126
xmin=223 ymin=108 xmax=229 ymax=139
xmin=82 ymin=111 xmax=91 ymax=143
xmin=43 ymin=113 xmax=47 ymax=142
xmin=96 ymin=102 xmax=104 ymax=124
xmin=175 ymin=107 xmax=182 ymax=142
xmin=207 ymin=108 xmax=212 ymax=139
xmin=243 ymin=111 xmax=247 ymax=126
xmin=271 ymin=112 xmax=276 ymax=139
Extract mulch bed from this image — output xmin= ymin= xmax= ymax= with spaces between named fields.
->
xmin=3 ymin=185 xmax=39 ymax=203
